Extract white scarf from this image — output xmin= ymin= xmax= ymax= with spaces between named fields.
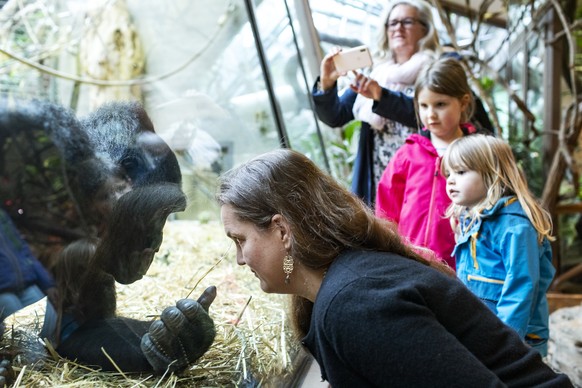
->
xmin=352 ymin=51 xmax=433 ymax=130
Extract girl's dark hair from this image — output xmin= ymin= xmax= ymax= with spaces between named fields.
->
xmin=414 ymin=57 xmax=475 ymax=123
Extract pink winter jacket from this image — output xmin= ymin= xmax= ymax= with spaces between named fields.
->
xmin=375 ymin=129 xmax=475 ymax=269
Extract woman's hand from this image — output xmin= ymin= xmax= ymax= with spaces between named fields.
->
xmin=319 ymin=47 xmax=343 ymax=91
xmin=349 ymin=71 xmax=382 ymax=101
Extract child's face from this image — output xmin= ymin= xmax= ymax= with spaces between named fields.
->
xmin=417 ymin=89 xmax=469 ymax=142
xmin=445 ymin=167 xmax=487 ymax=208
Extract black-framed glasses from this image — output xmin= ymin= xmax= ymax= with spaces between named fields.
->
xmin=386 ymin=17 xmax=426 ymax=30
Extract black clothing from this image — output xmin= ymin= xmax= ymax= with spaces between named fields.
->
xmin=302 ymin=249 xmax=572 ymax=387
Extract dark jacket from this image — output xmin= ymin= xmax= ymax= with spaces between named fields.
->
xmin=312 ymin=81 xmax=380 ymax=206
xmin=302 ymin=249 xmax=572 ymax=387
xmin=0 ymin=209 xmax=54 ymax=294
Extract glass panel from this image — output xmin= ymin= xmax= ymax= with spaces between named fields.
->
xmin=0 ymin=0 xmax=287 ymax=222
xmin=247 ymin=0 xmax=332 ymax=174
xmin=310 ymin=0 xmax=384 ymax=48
xmin=130 ymin=0 xmax=282 ymax=220
xmin=0 ymin=3 xmax=302 ymax=384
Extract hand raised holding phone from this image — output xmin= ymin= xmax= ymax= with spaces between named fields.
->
xmin=319 ymin=45 xmax=373 ymax=92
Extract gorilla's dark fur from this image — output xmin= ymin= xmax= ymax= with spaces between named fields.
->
xmin=0 ymin=98 xmax=216 ymax=375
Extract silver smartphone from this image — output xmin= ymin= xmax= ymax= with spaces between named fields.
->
xmin=333 ymin=45 xmax=373 ymax=73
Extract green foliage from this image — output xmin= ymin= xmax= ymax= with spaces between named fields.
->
xmin=343 ymin=119 xmax=360 ymax=144
xmin=324 ymin=120 xmax=360 ymax=188
xmin=287 ymin=112 xmax=360 ymax=188
xmin=478 ymin=76 xmax=495 ymax=93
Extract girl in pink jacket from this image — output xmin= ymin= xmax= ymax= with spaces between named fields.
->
xmin=375 ymin=57 xmax=477 ymax=269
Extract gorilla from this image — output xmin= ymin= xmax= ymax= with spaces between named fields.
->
xmin=0 ymin=97 xmax=216 ymax=375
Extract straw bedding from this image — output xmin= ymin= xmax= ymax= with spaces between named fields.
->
xmin=1 ymin=220 xmax=301 ymax=387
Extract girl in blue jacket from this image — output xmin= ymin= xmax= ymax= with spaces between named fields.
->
xmin=442 ymin=134 xmax=555 ymax=356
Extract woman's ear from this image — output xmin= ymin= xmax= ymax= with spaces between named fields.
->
xmin=271 ymin=214 xmax=292 ymax=250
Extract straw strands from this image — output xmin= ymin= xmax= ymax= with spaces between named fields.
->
xmin=1 ymin=220 xmax=301 ymax=387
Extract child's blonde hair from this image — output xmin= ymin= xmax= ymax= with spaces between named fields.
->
xmin=414 ymin=57 xmax=475 ymax=125
xmin=442 ymin=134 xmax=553 ymax=243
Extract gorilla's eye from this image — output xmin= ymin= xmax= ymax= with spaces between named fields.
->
xmin=122 ymin=156 xmax=139 ymax=171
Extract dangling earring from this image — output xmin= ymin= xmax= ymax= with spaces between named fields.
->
xmin=283 ymin=254 xmax=294 ymax=284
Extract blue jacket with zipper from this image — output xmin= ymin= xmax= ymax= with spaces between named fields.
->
xmin=452 ymin=196 xmax=554 ymax=354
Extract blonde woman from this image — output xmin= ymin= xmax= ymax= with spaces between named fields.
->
xmin=313 ymin=0 xmax=440 ymax=206
xmin=442 ymin=134 xmax=555 ymax=356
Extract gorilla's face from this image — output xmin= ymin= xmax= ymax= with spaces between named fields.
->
xmin=97 ymin=184 xmax=187 ymax=285
xmin=116 ymin=214 xmax=166 ymax=284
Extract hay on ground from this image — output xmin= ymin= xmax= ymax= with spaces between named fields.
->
xmin=1 ymin=220 xmax=301 ymax=387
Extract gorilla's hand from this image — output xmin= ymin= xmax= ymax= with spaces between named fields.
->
xmin=141 ymin=286 xmax=217 ymax=374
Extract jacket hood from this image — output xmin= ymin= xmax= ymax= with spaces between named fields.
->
xmin=456 ymin=196 xmax=527 ymax=246
xmin=480 ymin=196 xmax=526 ymax=220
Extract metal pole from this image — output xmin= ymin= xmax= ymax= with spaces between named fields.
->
xmin=284 ymin=0 xmax=331 ymax=173
xmin=243 ymin=0 xmax=290 ymax=148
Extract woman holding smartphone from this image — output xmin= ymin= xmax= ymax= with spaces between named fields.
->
xmin=312 ymin=0 xmax=439 ymax=207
